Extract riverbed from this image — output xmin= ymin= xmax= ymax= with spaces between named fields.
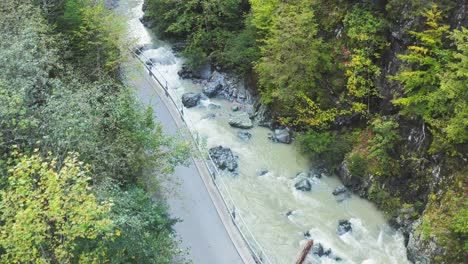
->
xmin=116 ymin=1 xmax=410 ymax=263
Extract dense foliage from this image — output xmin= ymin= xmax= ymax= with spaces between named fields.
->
xmin=144 ymin=0 xmax=467 ymax=261
xmin=0 ymin=0 xmax=189 ymax=262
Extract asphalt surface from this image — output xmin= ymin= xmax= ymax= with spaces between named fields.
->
xmin=123 ymin=63 xmax=244 ymax=264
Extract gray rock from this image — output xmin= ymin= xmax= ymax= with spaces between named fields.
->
xmin=178 ymin=65 xmax=201 ymax=79
xmin=208 ymin=146 xmax=238 ymax=174
xmin=270 ymin=127 xmax=291 ymax=144
xmin=203 ymin=82 xmax=223 ymax=97
xmin=229 ymin=112 xmax=253 ymax=129
xmin=181 ymin=92 xmax=201 ymax=108
xmin=237 ymin=131 xmax=252 ymax=141
xmin=332 ymin=186 xmax=348 ymax=196
xmin=257 ymin=169 xmax=269 ymax=176
xmin=304 ymin=231 xmax=312 ymax=239
xmin=337 ymin=220 xmax=352 ymax=235
xmin=294 ymin=173 xmax=312 ymax=192
xmin=309 ymin=243 xmax=341 ymax=261
xmin=231 ymin=105 xmax=240 ymax=112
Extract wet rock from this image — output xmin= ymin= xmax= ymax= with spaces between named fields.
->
xmin=237 ymin=131 xmax=252 ymax=141
xmin=229 ymin=112 xmax=253 ymax=129
xmin=231 ymin=105 xmax=240 ymax=112
xmin=178 ymin=65 xmax=201 ymax=79
xmin=304 ymin=231 xmax=312 ymax=239
xmin=332 ymin=186 xmax=348 ymax=196
xmin=270 ymin=127 xmax=291 ymax=144
xmin=294 ymin=173 xmax=312 ymax=192
xmin=257 ymin=169 xmax=269 ymax=176
xmin=209 ymin=146 xmax=238 ymax=174
xmin=202 ymin=113 xmax=216 ymax=120
xmin=337 ymin=220 xmax=352 ymax=235
xmin=203 ymin=82 xmax=223 ymax=98
xmin=207 ymin=103 xmax=221 ymax=110
xmin=311 ymin=243 xmax=325 ymax=256
xmin=286 ymin=210 xmax=294 ymax=217
xmin=181 ymin=92 xmax=201 ymax=108
xmin=310 ymin=243 xmax=341 ymax=261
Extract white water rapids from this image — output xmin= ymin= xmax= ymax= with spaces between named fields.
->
xmin=116 ymin=1 xmax=411 ymax=263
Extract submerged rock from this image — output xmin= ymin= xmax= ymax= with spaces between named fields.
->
xmin=257 ymin=169 xmax=269 ymax=176
xmin=237 ymin=131 xmax=252 ymax=141
xmin=229 ymin=112 xmax=253 ymax=129
xmin=337 ymin=220 xmax=352 ymax=235
xmin=181 ymin=92 xmax=201 ymax=108
xmin=332 ymin=186 xmax=348 ymax=196
xmin=208 ymin=146 xmax=238 ymax=173
xmin=304 ymin=231 xmax=312 ymax=239
xmin=202 ymin=113 xmax=216 ymax=120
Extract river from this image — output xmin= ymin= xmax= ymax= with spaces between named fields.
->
xmin=115 ymin=0 xmax=410 ymax=263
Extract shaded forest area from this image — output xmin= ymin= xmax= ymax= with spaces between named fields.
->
xmin=0 ymin=0 xmax=189 ymax=263
xmin=143 ymin=0 xmax=467 ymax=262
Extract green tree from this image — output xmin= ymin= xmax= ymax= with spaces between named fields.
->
xmin=94 ymin=183 xmax=183 ymax=263
xmin=255 ymin=0 xmax=334 ymax=127
xmin=0 ymin=153 xmax=113 ymax=263
xmin=392 ymin=5 xmax=467 ymax=153
xmin=59 ymin=0 xmax=124 ymax=79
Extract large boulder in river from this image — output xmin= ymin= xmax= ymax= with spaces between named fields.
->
xmin=203 ymin=82 xmax=223 ymax=97
xmin=181 ymin=92 xmax=201 ymax=108
xmin=209 ymin=146 xmax=238 ymax=173
xmin=229 ymin=112 xmax=253 ymax=129
xmin=337 ymin=220 xmax=352 ymax=235
xmin=270 ymin=127 xmax=291 ymax=144
xmin=294 ymin=173 xmax=312 ymax=192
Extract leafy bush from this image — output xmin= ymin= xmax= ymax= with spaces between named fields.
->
xmin=296 ymin=130 xmax=351 ymax=166
xmin=346 ymin=152 xmax=369 ymax=178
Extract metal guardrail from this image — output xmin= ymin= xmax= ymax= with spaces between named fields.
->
xmin=132 ymin=50 xmax=274 ymax=264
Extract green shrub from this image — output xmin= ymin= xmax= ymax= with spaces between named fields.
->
xmin=346 ymin=152 xmax=369 ymax=178
xmin=296 ymin=130 xmax=351 ymax=166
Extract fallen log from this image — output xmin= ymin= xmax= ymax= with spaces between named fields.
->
xmin=296 ymin=240 xmax=314 ymax=264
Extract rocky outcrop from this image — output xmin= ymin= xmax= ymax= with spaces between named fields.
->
xmin=406 ymin=218 xmax=442 ymax=264
xmin=229 ymin=112 xmax=253 ymax=129
xmin=269 ymin=127 xmax=291 ymax=144
xmin=181 ymin=92 xmax=201 ymax=108
xmin=209 ymin=146 xmax=238 ymax=174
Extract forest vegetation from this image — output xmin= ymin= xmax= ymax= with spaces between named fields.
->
xmin=0 ymin=0 xmax=189 ymax=263
xmin=143 ymin=0 xmax=467 ymax=262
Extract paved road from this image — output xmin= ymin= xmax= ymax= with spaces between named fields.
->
xmin=122 ymin=62 xmax=245 ymax=264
